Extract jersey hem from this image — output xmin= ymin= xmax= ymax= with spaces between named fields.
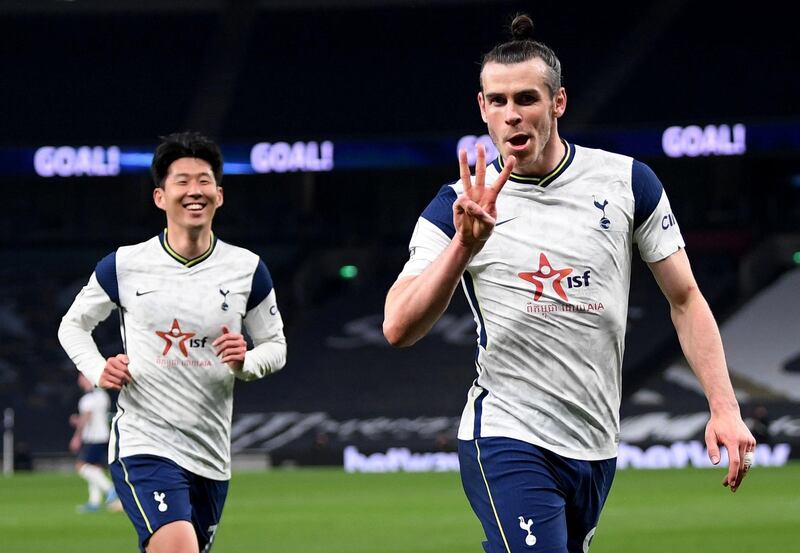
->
xmin=114 ymin=445 xmax=230 ymax=481
xmin=457 ymin=427 xmax=617 ymax=461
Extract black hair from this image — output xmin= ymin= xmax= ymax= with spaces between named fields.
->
xmin=481 ymin=14 xmax=563 ymax=96
xmin=150 ymin=131 xmax=223 ymax=188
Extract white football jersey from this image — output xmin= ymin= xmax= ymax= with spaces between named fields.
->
xmin=78 ymin=388 xmax=110 ymax=444
xmin=59 ymin=231 xmax=287 ymax=479
xmin=398 ymin=142 xmax=684 ymax=460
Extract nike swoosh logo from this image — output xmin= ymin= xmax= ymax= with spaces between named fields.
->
xmin=135 ymin=290 xmax=157 ymax=296
xmin=496 ymin=216 xmax=519 ymax=227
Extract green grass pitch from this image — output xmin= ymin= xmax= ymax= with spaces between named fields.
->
xmin=1 ymin=464 xmax=798 ymax=552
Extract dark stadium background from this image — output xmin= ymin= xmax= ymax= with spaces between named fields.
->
xmin=2 ymin=0 xmax=799 ymax=469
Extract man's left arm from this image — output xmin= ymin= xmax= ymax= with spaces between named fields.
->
xmin=649 ymin=249 xmax=755 ymax=491
xmin=238 ymin=289 xmax=287 ymax=380
xmin=213 ymin=259 xmax=287 ymax=381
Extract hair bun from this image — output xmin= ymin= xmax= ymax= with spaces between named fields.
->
xmin=510 ymin=14 xmax=534 ymax=41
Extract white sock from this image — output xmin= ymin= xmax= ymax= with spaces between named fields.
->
xmin=79 ymin=464 xmax=112 ymax=496
xmin=88 ymin=482 xmax=102 ymax=506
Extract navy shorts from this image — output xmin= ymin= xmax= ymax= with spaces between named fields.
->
xmin=78 ymin=442 xmax=107 ymax=465
xmin=109 ymin=455 xmax=229 ymax=553
xmin=458 ymin=437 xmax=616 ymax=553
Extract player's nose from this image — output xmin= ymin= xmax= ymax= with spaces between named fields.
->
xmin=186 ymin=180 xmax=203 ymax=196
xmin=504 ymin=104 xmax=522 ymax=125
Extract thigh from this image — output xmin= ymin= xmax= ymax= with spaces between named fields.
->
xmin=110 ymin=455 xmax=193 ymax=553
xmin=459 ymin=438 xmax=570 ymax=553
xmin=189 ymin=474 xmax=229 ymax=553
xmin=564 ymin=457 xmax=615 ymax=553
xmin=146 ymin=521 xmax=198 ymax=553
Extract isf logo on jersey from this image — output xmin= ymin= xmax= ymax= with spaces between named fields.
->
xmin=518 ymin=253 xmax=604 ymax=316
xmin=155 ymin=319 xmax=208 ymax=357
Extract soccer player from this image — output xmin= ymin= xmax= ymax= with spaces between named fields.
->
xmin=58 ymin=131 xmax=287 ymax=553
xmin=383 ymin=15 xmax=755 ymax=553
xmin=69 ymin=372 xmax=121 ymax=513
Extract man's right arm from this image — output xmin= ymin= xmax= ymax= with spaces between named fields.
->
xmin=383 ymin=238 xmax=476 ymax=347
xmin=383 ymin=147 xmax=514 ymax=347
xmin=58 ymin=272 xmax=118 ymax=386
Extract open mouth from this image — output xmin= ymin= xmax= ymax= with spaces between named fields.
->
xmin=183 ymin=202 xmax=207 ymax=211
xmin=507 ymin=134 xmax=530 ymax=149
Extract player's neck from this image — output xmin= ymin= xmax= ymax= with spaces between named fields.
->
xmin=529 ymin=132 xmax=565 ymax=176
xmin=165 ymin=224 xmax=213 ymax=260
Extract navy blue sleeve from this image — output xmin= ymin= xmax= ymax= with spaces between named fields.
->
xmin=420 ymin=184 xmax=457 ymax=239
xmin=247 ymin=259 xmax=274 ymax=312
xmin=632 ymin=160 xmax=664 ymax=230
xmin=94 ymin=252 xmax=119 ymax=305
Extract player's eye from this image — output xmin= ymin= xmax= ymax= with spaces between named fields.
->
xmin=517 ymin=94 xmax=537 ymax=105
xmin=489 ymin=96 xmax=506 ymax=106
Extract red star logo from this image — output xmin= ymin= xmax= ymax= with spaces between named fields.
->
xmin=155 ymin=319 xmax=196 ymax=357
xmin=518 ymin=253 xmax=573 ymax=301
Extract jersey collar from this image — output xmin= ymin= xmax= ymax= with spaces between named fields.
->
xmin=492 ymin=139 xmax=574 ymax=187
xmin=159 ymin=228 xmax=218 ymax=267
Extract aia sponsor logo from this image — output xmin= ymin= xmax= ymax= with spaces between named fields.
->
xmin=518 ymin=253 xmax=591 ymax=302
xmin=662 ymin=213 xmax=677 ymax=230
xmin=155 ymin=319 xmax=208 ymax=357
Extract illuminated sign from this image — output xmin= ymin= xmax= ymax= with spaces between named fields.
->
xmin=457 ymin=134 xmax=498 ymax=166
xmin=343 ymin=446 xmax=459 ymax=473
xmin=250 ymin=140 xmax=334 ymax=173
xmin=617 ymin=440 xmax=789 ymax=469
xmin=11 ymin=120 xmax=800 ymax=179
xmin=662 ymin=124 xmax=746 ymax=158
xmin=342 ymin=441 xmax=791 ymax=473
xmin=34 ymin=146 xmax=120 ymax=177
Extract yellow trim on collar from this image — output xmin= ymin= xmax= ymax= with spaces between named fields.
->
xmin=498 ymin=140 xmax=572 ymax=186
xmin=162 ymin=228 xmax=216 ymax=267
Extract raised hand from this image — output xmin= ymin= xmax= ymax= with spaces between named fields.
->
xmin=453 ymin=144 xmax=515 ymax=250
xmin=99 ymin=353 xmax=132 ymax=390
xmin=213 ymin=325 xmax=246 ymax=373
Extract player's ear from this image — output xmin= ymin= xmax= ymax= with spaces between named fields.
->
xmin=153 ymin=186 xmax=166 ymax=211
xmin=216 ymin=186 xmax=224 ymax=208
xmin=478 ymin=92 xmax=488 ymax=123
xmin=553 ymin=87 xmax=567 ymax=119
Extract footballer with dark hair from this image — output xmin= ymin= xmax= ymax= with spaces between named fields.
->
xmin=59 ymin=131 xmax=287 ymax=553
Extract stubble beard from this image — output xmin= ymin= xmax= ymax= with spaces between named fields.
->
xmin=490 ymin=118 xmax=552 ymax=176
